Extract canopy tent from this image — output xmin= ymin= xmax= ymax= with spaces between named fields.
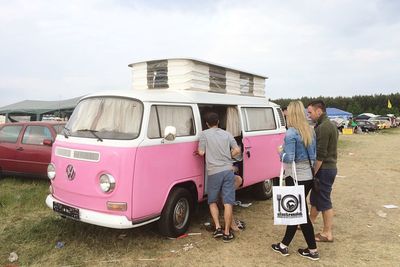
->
xmin=326 ymin=107 xmax=352 ymax=119
xmin=0 ymin=96 xmax=82 ymax=122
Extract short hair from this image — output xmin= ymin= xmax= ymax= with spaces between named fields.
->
xmin=206 ymin=112 xmax=219 ymax=127
xmin=282 ymin=107 xmax=287 ymax=111
xmin=308 ymin=100 xmax=326 ymax=112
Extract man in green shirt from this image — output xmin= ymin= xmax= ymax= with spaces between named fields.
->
xmin=307 ymin=100 xmax=338 ymax=243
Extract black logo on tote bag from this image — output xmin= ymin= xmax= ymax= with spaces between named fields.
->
xmin=276 ymin=194 xmax=303 ymax=218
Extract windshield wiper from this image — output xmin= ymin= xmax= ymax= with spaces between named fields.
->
xmin=63 ymin=127 xmax=71 ymax=138
xmin=77 ymin=129 xmax=103 ymax=142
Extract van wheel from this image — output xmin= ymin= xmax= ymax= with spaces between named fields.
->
xmin=158 ymin=187 xmax=193 ymax=238
xmin=252 ymin=179 xmax=273 ymax=200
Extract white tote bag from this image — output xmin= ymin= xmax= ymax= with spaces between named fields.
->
xmin=272 ymin=160 xmax=307 ymax=225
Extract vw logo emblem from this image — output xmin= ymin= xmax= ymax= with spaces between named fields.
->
xmin=66 ymin=164 xmax=76 ymax=180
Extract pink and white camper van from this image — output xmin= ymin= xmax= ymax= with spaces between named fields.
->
xmin=46 ymin=59 xmax=286 ymax=237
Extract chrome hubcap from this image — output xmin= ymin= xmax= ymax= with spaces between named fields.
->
xmin=264 ymin=179 xmax=273 ymax=194
xmin=173 ymin=198 xmax=189 ymax=229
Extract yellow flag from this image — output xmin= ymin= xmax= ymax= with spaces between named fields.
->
xmin=388 ymin=99 xmax=392 ymax=109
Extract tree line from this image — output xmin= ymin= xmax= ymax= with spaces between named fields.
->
xmin=272 ymin=93 xmax=400 ymax=116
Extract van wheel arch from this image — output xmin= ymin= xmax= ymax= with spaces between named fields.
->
xmin=158 ymin=183 xmax=197 ymax=237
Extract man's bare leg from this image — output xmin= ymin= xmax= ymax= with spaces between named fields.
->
xmin=320 ymin=209 xmax=334 ymax=241
xmin=209 ymin=203 xmax=221 ymax=229
xmin=223 ymin=204 xmax=233 ymax=235
xmin=230 ymin=175 xmax=243 ymax=231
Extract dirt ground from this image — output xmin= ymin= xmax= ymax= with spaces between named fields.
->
xmin=145 ymin=129 xmax=400 ymax=266
xmin=1 ymin=129 xmax=400 ymax=266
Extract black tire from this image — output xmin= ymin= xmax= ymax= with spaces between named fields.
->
xmin=252 ymin=179 xmax=274 ymax=200
xmin=158 ymin=187 xmax=193 ymax=237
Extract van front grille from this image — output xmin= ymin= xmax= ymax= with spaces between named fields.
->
xmin=55 ymin=147 xmax=100 ymax=162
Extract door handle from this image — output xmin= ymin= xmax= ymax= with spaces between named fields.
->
xmin=16 ymin=147 xmax=24 ymax=151
xmin=246 ymin=150 xmax=251 ymax=158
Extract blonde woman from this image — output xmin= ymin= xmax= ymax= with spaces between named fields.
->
xmin=271 ymin=101 xmax=319 ymax=261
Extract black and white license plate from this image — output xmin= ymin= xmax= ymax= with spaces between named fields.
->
xmin=53 ymin=202 xmax=80 ymax=220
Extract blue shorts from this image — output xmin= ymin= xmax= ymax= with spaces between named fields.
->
xmin=207 ymin=170 xmax=235 ymax=205
xmin=310 ymin=169 xmax=337 ymax=211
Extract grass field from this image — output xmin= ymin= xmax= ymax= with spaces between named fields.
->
xmin=1 ymin=128 xmax=400 ymax=266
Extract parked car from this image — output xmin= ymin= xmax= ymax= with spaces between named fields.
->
xmin=375 ymin=115 xmax=397 ymax=128
xmin=0 ymin=121 xmax=65 ymax=178
xmin=368 ymin=119 xmax=388 ymax=129
xmin=355 ymin=120 xmax=378 ymax=132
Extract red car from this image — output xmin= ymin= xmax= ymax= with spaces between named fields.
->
xmin=0 ymin=121 xmax=65 ymax=178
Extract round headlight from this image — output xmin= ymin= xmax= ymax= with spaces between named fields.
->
xmin=47 ymin=163 xmax=56 ymax=180
xmin=99 ymin=174 xmax=115 ymax=193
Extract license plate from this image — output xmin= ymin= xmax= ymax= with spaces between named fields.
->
xmin=53 ymin=202 xmax=80 ymax=220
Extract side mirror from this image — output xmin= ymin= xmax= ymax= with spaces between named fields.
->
xmin=43 ymin=139 xmax=53 ymax=146
xmin=163 ymin=126 xmax=176 ymax=142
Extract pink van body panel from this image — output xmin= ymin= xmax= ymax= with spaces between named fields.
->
xmin=51 ymin=139 xmax=204 ymax=222
xmin=51 ymin=140 xmax=137 ymax=219
xmin=242 ymin=133 xmax=285 ymax=187
xmin=132 ymin=140 xmax=204 ymax=220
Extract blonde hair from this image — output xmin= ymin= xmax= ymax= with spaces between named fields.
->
xmin=286 ymin=101 xmax=313 ymax=147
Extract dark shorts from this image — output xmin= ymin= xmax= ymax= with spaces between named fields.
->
xmin=207 ymin=170 xmax=235 ymax=205
xmin=310 ymin=169 xmax=337 ymax=212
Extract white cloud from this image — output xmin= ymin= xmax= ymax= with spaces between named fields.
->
xmin=0 ymin=0 xmax=399 ymax=106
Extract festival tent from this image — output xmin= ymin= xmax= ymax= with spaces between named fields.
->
xmin=0 ymin=96 xmax=82 ymax=122
xmin=326 ymin=107 xmax=352 ymax=119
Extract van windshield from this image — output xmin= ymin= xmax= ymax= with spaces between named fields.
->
xmin=66 ymin=97 xmax=143 ymax=140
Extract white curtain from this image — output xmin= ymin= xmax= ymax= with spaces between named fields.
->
xmin=245 ymin=107 xmax=276 ymax=131
xmin=148 ymin=106 xmax=194 ymax=138
xmin=69 ymin=98 xmax=143 ymax=135
xmin=226 ymin=107 xmax=241 ymax=136
xmin=70 ymin=99 xmax=102 ymax=132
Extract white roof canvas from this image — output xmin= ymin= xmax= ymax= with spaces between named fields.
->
xmin=128 ymin=58 xmax=267 ymax=97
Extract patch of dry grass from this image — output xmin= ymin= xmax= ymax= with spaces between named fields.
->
xmin=1 ymin=127 xmax=400 ymax=266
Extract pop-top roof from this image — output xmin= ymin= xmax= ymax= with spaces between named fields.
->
xmin=128 ymin=58 xmax=268 ymax=97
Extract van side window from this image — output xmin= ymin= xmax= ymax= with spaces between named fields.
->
xmin=147 ymin=60 xmax=169 ymax=89
xmin=277 ymin=108 xmax=286 ymax=127
xmin=0 ymin=126 xmax=23 ymax=143
xmin=22 ymin=126 xmax=51 ymax=145
xmin=242 ymin=107 xmax=276 ymax=131
xmin=148 ymin=105 xmax=195 ymax=138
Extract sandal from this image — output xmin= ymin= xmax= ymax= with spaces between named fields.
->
xmin=315 ymin=233 xmax=334 ymax=242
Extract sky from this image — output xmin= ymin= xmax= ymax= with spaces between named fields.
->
xmin=0 ymin=0 xmax=399 ymax=107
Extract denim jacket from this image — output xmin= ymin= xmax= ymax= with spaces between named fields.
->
xmin=280 ymin=127 xmax=316 ymax=163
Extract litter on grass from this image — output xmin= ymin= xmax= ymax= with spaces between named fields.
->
xmin=383 ymin=205 xmax=398 ymax=209
xmin=118 ymin=234 xmax=127 ymax=240
xmin=376 ymin=210 xmax=387 ymax=218
xmin=183 ymin=243 xmax=194 ymax=252
xmin=55 ymin=241 xmax=65 ymax=249
xmin=8 ymin=252 xmax=18 ymax=262
xmin=234 ymin=201 xmax=252 ymax=208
